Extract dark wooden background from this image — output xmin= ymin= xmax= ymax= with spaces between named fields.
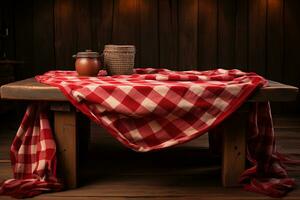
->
xmin=0 ymin=0 xmax=299 ymax=113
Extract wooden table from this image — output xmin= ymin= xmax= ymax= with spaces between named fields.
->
xmin=0 ymin=78 xmax=298 ymax=189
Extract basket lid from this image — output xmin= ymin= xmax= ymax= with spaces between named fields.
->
xmin=74 ymin=50 xmax=100 ymax=58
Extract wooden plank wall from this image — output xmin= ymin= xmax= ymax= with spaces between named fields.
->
xmin=0 ymin=1 xmax=15 ymax=60
xmin=0 ymin=0 xmax=299 ymax=113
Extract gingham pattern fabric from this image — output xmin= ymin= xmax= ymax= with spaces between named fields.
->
xmin=36 ymin=68 xmax=268 ymax=152
xmin=1 ymin=68 xmax=296 ymax=198
xmin=239 ymin=102 xmax=297 ymax=197
xmin=0 ymin=103 xmax=62 ymax=198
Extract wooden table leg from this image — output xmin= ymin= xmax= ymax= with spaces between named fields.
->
xmin=221 ymin=111 xmax=247 ymax=187
xmin=52 ymin=104 xmax=90 ymax=189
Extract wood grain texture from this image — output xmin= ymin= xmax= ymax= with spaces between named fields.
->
xmin=222 ymin=112 xmax=246 ymax=187
xmin=112 ymin=0 xmax=139 ymax=44
xmin=33 ymin=0 xmax=55 ymax=74
xmin=112 ymin=0 xmax=140 ymax=66
xmin=91 ymin=0 xmax=114 ymax=52
xmin=158 ymin=0 xmax=178 ymax=70
xmin=53 ymin=110 xmax=90 ymax=189
xmin=0 ymin=78 xmax=66 ymax=101
xmin=0 ymin=78 xmax=298 ymax=103
xmin=267 ymin=0 xmax=284 ymax=113
xmin=218 ymin=0 xmax=236 ymax=69
xmin=54 ymin=0 xmax=77 ymax=68
xmin=54 ymin=110 xmax=78 ymax=188
xmin=2 ymin=0 xmax=300 ymax=113
xmin=139 ymin=0 xmax=159 ymax=67
xmin=198 ymin=0 xmax=218 ymax=70
xmin=178 ymin=0 xmax=198 ymax=70
xmin=284 ymin=0 xmax=300 ymax=113
xmin=248 ymin=0 xmax=267 ymax=76
xmin=76 ymin=0 xmax=92 ymax=51
xmin=267 ymin=0 xmax=284 ymax=81
xmin=235 ymin=0 xmax=248 ymax=71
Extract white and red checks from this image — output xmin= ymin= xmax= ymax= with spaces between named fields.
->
xmin=36 ymin=68 xmax=267 ymax=152
xmin=0 ymin=68 xmax=297 ymax=198
xmin=0 ymin=103 xmax=62 ymax=198
xmin=238 ymin=102 xmax=297 ymax=197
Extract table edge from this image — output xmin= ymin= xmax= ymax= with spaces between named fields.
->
xmin=0 ymin=78 xmax=298 ymax=102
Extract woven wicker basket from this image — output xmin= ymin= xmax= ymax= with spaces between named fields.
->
xmin=104 ymin=45 xmax=136 ymax=75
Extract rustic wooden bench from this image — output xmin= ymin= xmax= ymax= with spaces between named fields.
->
xmin=0 ymin=78 xmax=298 ymax=189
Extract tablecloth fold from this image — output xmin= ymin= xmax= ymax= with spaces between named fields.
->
xmin=239 ymin=102 xmax=297 ymax=198
xmin=0 ymin=103 xmax=62 ymax=198
xmin=0 ymin=68 xmax=298 ymax=198
xmin=35 ymin=68 xmax=267 ymax=152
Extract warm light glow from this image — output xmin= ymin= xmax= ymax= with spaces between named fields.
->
xmin=121 ymin=0 xmax=137 ymax=11
xmin=268 ymin=0 xmax=281 ymax=9
xmin=59 ymin=0 xmax=72 ymax=18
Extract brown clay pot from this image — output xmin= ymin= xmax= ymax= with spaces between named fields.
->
xmin=73 ymin=50 xmax=101 ymax=76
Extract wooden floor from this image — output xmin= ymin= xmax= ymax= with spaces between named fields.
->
xmin=0 ymin=110 xmax=300 ymax=200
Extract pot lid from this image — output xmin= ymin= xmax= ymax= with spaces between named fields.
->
xmin=75 ymin=50 xmax=100 ymax=58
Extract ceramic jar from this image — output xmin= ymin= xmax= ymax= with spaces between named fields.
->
xmin=73 ymin=50 xmax=101 ymax=76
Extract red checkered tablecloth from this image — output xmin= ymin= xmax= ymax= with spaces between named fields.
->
xmin=1 ymin=68 xmax=298 ymax=198
xmin=36 ymin=68 xmax=267 ymax=151
xmin=0 ymin=103 xmax=62 ymax=198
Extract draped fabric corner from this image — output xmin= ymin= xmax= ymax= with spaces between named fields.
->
xmin=0 ymin=103 xmax=63 ymax=198
xmin=239 ymin=102 xmax=298 ymax=198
